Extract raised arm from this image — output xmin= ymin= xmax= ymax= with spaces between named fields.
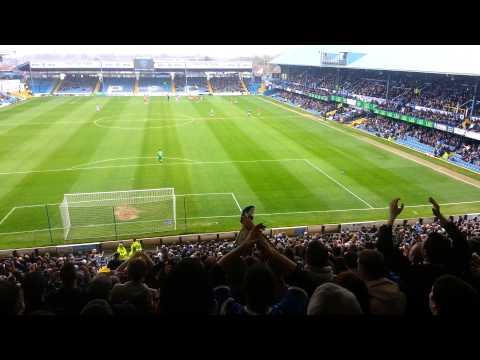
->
xmin=377 ymin=198 xmax=403 ymax=257
xmin=429 ymin=197 xmax=470 ymax=271
xmin=256 ymin=233 xmax=297 ymax=274
xmin=217 ymin=224 xmax=261 ymax=269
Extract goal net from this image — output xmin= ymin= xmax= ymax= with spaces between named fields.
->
xmin=59 ymin=188 xmax=176 ymax=241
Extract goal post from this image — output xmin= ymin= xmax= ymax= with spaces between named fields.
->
xmin=59 ymin=188 xmax=176 ymax=241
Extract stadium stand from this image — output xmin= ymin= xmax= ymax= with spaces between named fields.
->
xmin=138 ymin=77 xmax=172 ymax=94
xmin=101 ymin=77 xmax=134 ymax=95
xmin=1 ymin=198 xmax=480 ymax=316
xmin=174 ymin=74 xmax=185 ymax=93
xmin=356 ymin=116 xmax=480 ymax=172
xmin=210 ymin=75 xmax=243 ymax=93
xmin=55 ymin=75 xmax=96 ymax=95
xmin=272 ymin=70 xmax=477 ymax=129
xmin=0 ymin=92 xmax=21 ymax=107
xmin=28 ymin=78 xmax=57 ymax=95
xmin=271 ymin=91 xmax=480 ymax=173
xmin=185 ymin=76 xmax=209 ymax=93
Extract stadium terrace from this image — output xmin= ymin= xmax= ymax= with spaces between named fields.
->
xmin=0 ymin=47 xmax=480 ymax=317
xmin=17 ymin=58 xmax=256 ymax=97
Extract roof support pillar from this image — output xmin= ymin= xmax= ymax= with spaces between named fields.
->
xmin=471 ymin=82 xmax=478 ymax=118
xmin=385 ymin=73 xmax=391 ymax=101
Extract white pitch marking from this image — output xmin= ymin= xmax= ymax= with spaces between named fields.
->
xmin=303 ymin=159 xmax=374 ymax=209
xmin=71 ymin=156 xmax=201 ymax=169
xmin=0 ymin=207 xmax=17 ymax=226
xmin=0 ymin=158 xmax=305 ymax=176
xmin=7 ymin=198 xmax=480 ymax=213
xmin=230 ymin=193 xmax=243 ymax=213
xmin=3 ymin=200 xmax=480 ymax=236
xmin=260 ymin=96 xmax=480 ymax=188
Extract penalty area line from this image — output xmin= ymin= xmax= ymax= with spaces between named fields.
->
xmin=303 ymin=159 xmax=374 ymax=209
xmin=230 ymin=193 xmax=243 ymax=213
xmin=0 ymin=207 xmax=17 ymax=226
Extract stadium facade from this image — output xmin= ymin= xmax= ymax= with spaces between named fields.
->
xmin=15 ymin=58 xmax=262 ymax=97
xmin=269 ymin=46 xmax=480 ymax=141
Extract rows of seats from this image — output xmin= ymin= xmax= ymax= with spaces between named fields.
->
xmin=28 ymin=78 xmax=57 ymax=94
xmin=0 ymin=92 xmax=20 ymax=106
xmin=210 ymin=76 xmax=243 ymax=93
xmin=243 ymin=77 xmax=261 ymax=94
xmin=273 ymin=69 xmax=479 ymax=129
xmin=101 ymin=78 xmax=134 ymax=94
xmin=449 ymin=155 xmax=480 ymax=172
xmin=395 ymin=136 xmax=436 ymax=155
xmin=185 ymin=77 xmax=208 ymax=92
xmin=271 ymin=90 xmax=480 ymax=174
xmin=174 ymin=75 xmax=185 ymax=92
xmin=56 ymin=76 xmax=96 ymax=94
xmin=138 ymin=77 xmax=171 ymax=93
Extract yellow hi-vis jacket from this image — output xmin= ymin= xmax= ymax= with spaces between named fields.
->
xmin=129 ymin=240 xmax=142 ymax=257
xmin=117 ymin=245 xmax=129 ymax=260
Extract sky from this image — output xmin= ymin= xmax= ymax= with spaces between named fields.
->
xmin=0 ymin=45 xmax=303 ymax=59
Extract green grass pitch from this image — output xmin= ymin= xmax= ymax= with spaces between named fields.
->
xmin=1 ymin=95 xmax=480 ymax=249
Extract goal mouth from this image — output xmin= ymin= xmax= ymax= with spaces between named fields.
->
xmin=114 ymin=205 xmax=139 ymax=221
xmin=59 ymin=188 xmax=177 ymax=241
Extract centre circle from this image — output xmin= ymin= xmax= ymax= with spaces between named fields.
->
xmin=94 ymin=114 xmax=196 ymax=130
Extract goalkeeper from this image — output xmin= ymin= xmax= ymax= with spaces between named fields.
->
xmin=157 ymin=149 xmax=164 ymax=162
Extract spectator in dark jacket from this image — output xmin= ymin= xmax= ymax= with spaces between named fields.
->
xmin=47 ymin=262 xmax=87 ymax=316
xmin=377 ymin=198 xmax=472 ymax=316
xmin=0 ymin=279 xmax=23 ymax=316
xmin=429 ymin=275 xmax=480 ymax=317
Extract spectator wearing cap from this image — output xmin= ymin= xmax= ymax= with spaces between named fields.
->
xmin=307 ymin=283 xmax=363 ymax=315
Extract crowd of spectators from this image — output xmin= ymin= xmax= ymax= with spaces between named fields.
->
xmin=377 ymin=101 xmax=464 ymax=128
xmin=185 ymin=76 xmax=208 ymax=92
xmin=210 ymin=76 xmax=243 ymax=93
xmin=359 ymin=116 xmax=480 ymax=165
xmin=273 ymin=70 xmax=478 ymax=129
xmin=273 ymin=90 xmax=336 ymax=116
xmin=1 ymin=199 xmax=480 ymax=317
xmin=0 ymin=91 xmax=21 ymax=106
xmin=270 ymin=89 xmax=480 ymax=167
xmin=57 ymin=76 xmax=96 ymax=93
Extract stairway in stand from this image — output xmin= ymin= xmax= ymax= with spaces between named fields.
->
xmin=207 ymin=78 xmax=214 ymax=94
xmin=52 ymin=78 xmax=63 ymax=94
xmin=240 ymin=78 xmax=249 ymax=94
xmin=133 ymin=78 xmax=140 ymax=95
xmin=258 ymin=82 xmax=267 ymax=94
xmin=92 ymin=79 xmax=101 ymax=95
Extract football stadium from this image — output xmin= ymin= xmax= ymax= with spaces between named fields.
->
xmin=1 ymin=45 xmax=480 ymax=316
